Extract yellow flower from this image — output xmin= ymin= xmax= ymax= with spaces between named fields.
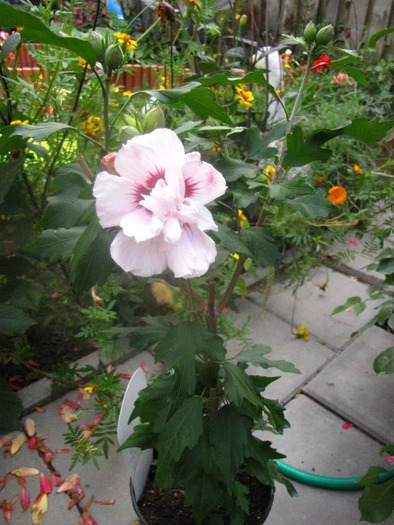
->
xmin=78 ymin=57 xmax=92 ymax=70
xmin=231 ymin=253 xmax=240 ymax=261
xmin=123 ymin=90 xmax=133 ymax=97
xmin=265 ymin=165 xmax=275 ymax=184
xmin=236 ymin=86 xmax=254 ymax=108
xmin=185 ymin=0 xmax=201 ymax=8
xmin=84 ymin=384 xmax=96 ymax=394
xmin=296 ymin=325 xmax=309 ymax=341
xmin=160 ymin=76 xmax=170 ymax=90
xmin=353 ymin=164 xmax=363 ymax=174
xmin=212 ymin=142 xmax=221 ymax=152
xmin=114 ymin=32 xmax=137 ymax=51
xmin=276 ymin=88 xmax=284 ymax=97
xmin=10 ymin=119 xmax=29 ymax=125
xmin=81 ymin=116 xmax=102 ymax=138
xmin=327 ymin=185 xmax=347 ymax=205
xmin=238 ymin=209 xmax=246 ymax=227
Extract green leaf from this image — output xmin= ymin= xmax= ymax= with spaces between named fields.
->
xmin=240 ymin=227 xmax=281 ymax=268
xmin=213 ymin=224 xmax=254 ymax=258
xmin=0 ymin=158 xmax=23 ymax=203
xmin=182 ymin=88 xmax=233 ymax=125
xmin=0 ymin=31 xmax=21 ymax=61
xmin=10 ymin=122 xmax=73 ymax=142
xmin=41 ymin=172 xmax=91 ymax=229
xmin=246 ymin=122 xmax=285 ymax=160
xmin=184 ymin=471 xmax=224 ymax=523
xmin=284 ymin=125 xmax=342 ymax=168
xmin=156 ymin=397 xmax=203 ymax=485
xmin=27 ymin=226 xmax=85 ymax=261
xmin=222 ymin=362 xmax=263 ymax=408
xmin=344 ymin=118 xmax=394 ymax=146
xmin=210 ymin=405 xmax=252 ymax=489
xmin=0 ymin=377 xmax=23 ymax=432
xmin=0 ymin=4 xmax=96 ymax=67
xmin=368 ymin=27 xmax=394 ymax=49
xmin=69 ymin=219 xmax=113 ymax=294
xmin=269 ymin=176 xmax=315 ymax=201
xmin=0 ymin=303 xmax=36 ymax=335
xmin=332 ymin=296 xmax=366 ymax=316
xmin=358 ymin=477 xmax=394 ymax=523
xmin=215 ymin=157 xmax=259 ymax=182
xmin=373 ymin=347 xmax=394 ymax=375
xmin=234 ymin=344 xmax=301 ymax=374
xmin=285 ymin=188 xmax=336 ymax=219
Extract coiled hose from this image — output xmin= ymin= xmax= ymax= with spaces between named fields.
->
xmin=276 ymin=460 xmax=394 ymax=490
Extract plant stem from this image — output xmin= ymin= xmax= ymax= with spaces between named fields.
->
xmin=103 ymin=78 xmax=111 ymax=152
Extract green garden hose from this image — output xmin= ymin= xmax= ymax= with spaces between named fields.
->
xmin=276 ymin=460 xmax=394 ymax=490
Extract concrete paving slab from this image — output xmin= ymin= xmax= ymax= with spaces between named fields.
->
xmin=250 ymin=266 xmax=385 ymax=350
xmin=226 ymin=301 xmax=335 ymax=404
xmin=261 ymin=394 xmax=391 ymax=525
xmin=304 ymin=326 xmax=394 ymax=444
xmin=2 ymin=351 xmax=154 ymax=525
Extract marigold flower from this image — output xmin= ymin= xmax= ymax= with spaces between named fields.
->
xmin=78 ymin=57 xmax=91 ymax=70
xmin=81 ymin=116 xmax=102 ymax=138
xmin=311 ymin=54 xmax=331 ymax=72
xmin=236 ymin=86 xmax=254 ymax=108
xmin=315 ymin=175 xmax=326 ymax=184
xmin=212 ymin=142 xmax=221 ymax=152
xmin=296 ymin=325 xmax=309 ymax=341
xmin=123 ymin=90 xmax=133 ymax=97
xmin=327 ymin=185 xmax=347 ymax=205
xmin=93 ymin=129 xmax=227 ymax=278
xmin=353 ymin=164 xmax=363 ymax=174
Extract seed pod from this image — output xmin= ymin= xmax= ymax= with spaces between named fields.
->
xmin=315 ymin=24 xmax=334 ymax=46
xmin=119 ymin=125 xmax=140 ymax=143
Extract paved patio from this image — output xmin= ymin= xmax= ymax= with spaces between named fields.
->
xmin=2 ymin=235 xmax=393 ymax=524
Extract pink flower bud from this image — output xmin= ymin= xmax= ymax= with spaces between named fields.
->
xmin=101 ymin=152 xmax=118 ymax=175
xmin=20 ymin=488 xmax=30 ymax=512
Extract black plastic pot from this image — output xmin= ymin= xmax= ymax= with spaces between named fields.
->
xmin=129 ymin=473 xmax=274 ymax=525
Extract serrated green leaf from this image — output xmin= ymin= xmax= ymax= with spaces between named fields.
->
xmin=246 ymin=123 xmax=285 ymax=160
xmin=332 ymin=296 xmax=365 ymax=316
xmin=234 ymin=344 xmax=301 ymax=374
xmin=0 ymin=376 xmax=23 ymax=432
xmin=344 ymin=118 xmax=394 ymax=145
xmin=0 ymin=4 xmax=96 ymax=67
xmin=0 ymin=31 xmax=21 ymax=61
xmin=240 ymin=227 xmax=281 ymax=268
xmin=0 ymin=303 xmax=36 ymax=335
xmin=10 ymin=122 xmax=73 ymax=142
xmin=184 ymin=471 xmax=224 ymax=523
xmin=182 ymin=88 xmax=233 ymax=125
xmin=269 ymin=176 xmax=315 ymax=201
xmin=223 ymin=362 xmax=263 ymax=408
xmin=210 ymin=405 xmax=252 ymax=489
xmin=41 ymin=172 xmax=90 ymax=229
xmin=156 ymin=397 xmax=203 ymax=485
xmin=0 ymin=158 xmax=23 ymax=203
xmin=215 ymin=157 xmax=259 ymax=182
xmin=285 ymin=188 xmax=336 ymax=219
xmin=213 ymin=224 xmax=254 ymax=258
xmin=373 ymin=347 xmax=394 ymax=375
xmin=28 ymin=226 xmax=85 ymax=261
xmin=284 ymin=125 xmax=342 ymax=168
xmin=358 ymin=478 xmax=394 ymax=523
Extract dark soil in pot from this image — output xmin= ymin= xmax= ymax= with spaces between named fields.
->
xmin=132 ymin=465 xmax=274 ymax=525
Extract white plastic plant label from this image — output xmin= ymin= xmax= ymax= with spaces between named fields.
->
xmin=117 ymin=368 xmax=153 ymax=501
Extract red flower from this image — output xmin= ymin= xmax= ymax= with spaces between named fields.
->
xmin=312 ymin=54 xmax=332 ymax=72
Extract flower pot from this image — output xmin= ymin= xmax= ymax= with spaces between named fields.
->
xmin=118 ymin=369 xmax=274 ymax=525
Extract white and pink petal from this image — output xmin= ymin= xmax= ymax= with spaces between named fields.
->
xmin=93 ymin=172 xmax=137 ymax=228
xmin=183 ymin=155 xmax=227 ymax=204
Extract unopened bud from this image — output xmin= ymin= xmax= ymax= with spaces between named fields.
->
xmin=143 ymin=106 xmax=165 ymax=132
xmin=303 ymin=21 xmax=317 ymax=44
xmin=101 ymin=152 xmax=118 ymax=175
xmin=119 ymin=125 xmax=140 ymax=143
xmin=88 ymin=31 xmax=105 ymax=63
xmin=239 ymin=14 xmax=247 ymax=28
xmin=105 ymin=44 xmax=124 ymax=71
xmin=315 ymin=24 xmax=334 ymax=46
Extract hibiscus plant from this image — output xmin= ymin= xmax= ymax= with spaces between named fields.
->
xmin=1 ymin=2 xmax=393 ymax=523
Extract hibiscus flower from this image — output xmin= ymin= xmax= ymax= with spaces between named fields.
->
xmin=93 ymin=128 xmax=227 ymax=278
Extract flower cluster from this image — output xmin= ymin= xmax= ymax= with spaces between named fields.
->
xmin=311 ymin=54 xmax=332 ymax=72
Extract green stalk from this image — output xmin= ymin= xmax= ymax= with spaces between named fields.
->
xmin=103 ymin=77 xmax=111 ymax=152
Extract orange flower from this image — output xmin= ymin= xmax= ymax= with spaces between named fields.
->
xmin=236 ymin=86 xmax=254 ymax=108
xmin=353 ymin=164 xmax=363 ymax=174
xmin=327 ymin=186 xmax=347 ymax=205
xmin=315 ymin=175 xmax=326 ymax=184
